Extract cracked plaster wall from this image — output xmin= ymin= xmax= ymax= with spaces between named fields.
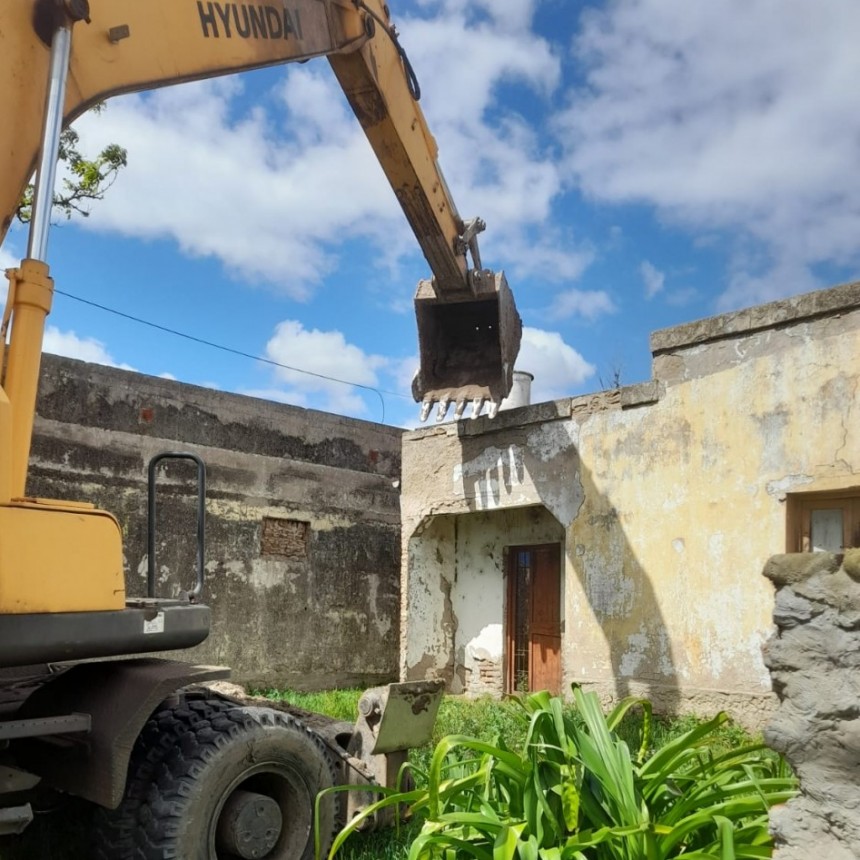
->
xmin=30 ymin=355 xmax=404 ymax=691
xmin=404 ymin=508 xmax=563 ymax=694
xmin=401 ymin=282 xmax=860 ymax=726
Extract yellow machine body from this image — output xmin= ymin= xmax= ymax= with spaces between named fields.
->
xmin=0 ymin=500 xmax=124 ymax=614
xmin=0 ymin=0 xmax=520 ymax=619
xmin=0 ymin=0 xmax=492 ymax=836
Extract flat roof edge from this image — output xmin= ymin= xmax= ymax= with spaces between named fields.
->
xmin=650 ymin=280 xmax=860 ymax=355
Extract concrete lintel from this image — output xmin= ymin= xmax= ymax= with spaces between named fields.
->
xmin=650 ymin=281 xmax=860 ymax=355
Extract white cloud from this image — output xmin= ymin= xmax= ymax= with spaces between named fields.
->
xmin=0 ymin=246 xmax=18 ymax=272
xmin=665 ymin=286 xmax=699 ymax=308
xmin=418 ymin=0 xmax=541 ymax=35
xmin=544 ymin=288 xmax=615 ymax=321
xmin=263 ymin=319 xmax=387 ymax=416
xmin=640 ymin=261 xmax=665 ymax=299
xmin=496 ymin=229 xmax=595 ymax=286
xmin=0 ymin=240 xmax=22 ymax=303
xmin=74 ymin=75 xmax=398 ymax=300
xmin=402 ymin=6 xmax=594 ymax=282
xmin=402 ymin=4 xmax=560 ymax=123
xmin=390 ymin=354 xmax=420 ymax=398
xmin=719 ymin=257 xmax=819 ymax=313
xmin=238 ymin=386 xmax=310 ymax=409
xmin=68 ymin=3 xmax=589 ymax=297
xmin=43 ymin=325 xmax=135 ymax=369
xmin=516 ymin=327 xmax=595 ymax=402
xmin=557 ymin=0 xmax=860 ymax=307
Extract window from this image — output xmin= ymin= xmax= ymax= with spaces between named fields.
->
xmin=787 ymin=491 xmax=860 ymax=552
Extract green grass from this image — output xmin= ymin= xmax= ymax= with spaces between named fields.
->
xmin=272 ymin=687 xmax=762 ymax=769
xmin=0 ymin=690 xmax=771 ymax=860
xmin=261 ymin=687 xmax=368 ymax=722
xmin=272 ymin=689 xmax=773 ymax=860
xmin=328 ymin=818 xmax=419 ymax=860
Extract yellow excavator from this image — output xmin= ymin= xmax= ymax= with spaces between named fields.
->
xmin=0 ymin=1 xmax=522 ymax=857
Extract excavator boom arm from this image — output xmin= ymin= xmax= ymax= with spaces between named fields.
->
xmin=2 ymin=0 xmax=466 ymax=284
xmin=0 ymin=0 xmax=521 ymax=424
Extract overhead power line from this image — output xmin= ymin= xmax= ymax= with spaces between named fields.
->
xmin=53 ymin=288 xmax=413 ymax=423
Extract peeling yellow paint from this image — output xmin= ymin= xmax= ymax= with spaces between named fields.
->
xmin=401 ymin=285 xmax=860 ymax=725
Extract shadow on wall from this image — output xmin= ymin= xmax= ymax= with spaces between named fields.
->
xmin=443 ymin=424 xmax=681 ymax=714
xmin=573 ymin=456 xmax=681 ymax=716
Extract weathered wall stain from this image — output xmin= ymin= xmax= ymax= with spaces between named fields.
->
xmin=401 ymin=282 xmax=860 ymax=726
xmin=30 ymin=355 xmax=404 ymax=691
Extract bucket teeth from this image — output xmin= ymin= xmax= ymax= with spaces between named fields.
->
xmin=416 ymin=397 xmax=501 ymax=422
xmin=412 ymin=270 xmax=523 ymax=419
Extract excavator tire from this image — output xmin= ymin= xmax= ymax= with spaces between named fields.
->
xmin=91 ymin=695 xmax=343 ymax=860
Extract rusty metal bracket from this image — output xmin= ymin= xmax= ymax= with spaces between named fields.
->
xmin=345 ymin=680 xmax=443 ymax=829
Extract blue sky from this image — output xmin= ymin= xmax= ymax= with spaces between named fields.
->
xmin=3 ymin=0 xmax=860 ymax=428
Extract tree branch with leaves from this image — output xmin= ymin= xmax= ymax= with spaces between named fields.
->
xmin=16 ymin=105 xmax=127 ymax=224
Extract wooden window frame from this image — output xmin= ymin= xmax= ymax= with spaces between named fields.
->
xmin=786 ymin=489 xmax=860 ymax=553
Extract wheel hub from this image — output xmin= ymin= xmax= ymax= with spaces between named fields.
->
xmin=215 ymin=788 xmax=283 ymax=859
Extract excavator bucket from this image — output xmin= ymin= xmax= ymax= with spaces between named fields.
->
xmin=412 ymin=271 xmax=523 ymax=421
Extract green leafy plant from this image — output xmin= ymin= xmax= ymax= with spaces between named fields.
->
xmin=328 ymin=687 xmax=796 ymax=860
xmin=17 ymin=105 xmax=126 ymax=224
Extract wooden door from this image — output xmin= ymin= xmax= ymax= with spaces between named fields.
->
xmin=506 ymin=544 xmax=561 ymax=695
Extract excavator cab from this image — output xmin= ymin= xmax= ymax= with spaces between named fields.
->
xmin=413 ymin=270 xmax=522 ymax=422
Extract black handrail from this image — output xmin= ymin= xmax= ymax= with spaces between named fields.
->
xmin=147 ymin=452 xmax=206 ymax=602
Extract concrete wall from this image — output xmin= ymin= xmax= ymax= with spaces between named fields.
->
xmin=30 ymin=355 xmax=404 ymax=691
xmin=400 ymin=282 xmax=860 ymax=726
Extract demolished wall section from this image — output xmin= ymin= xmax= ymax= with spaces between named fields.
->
xmin=763 ymin=550 xmax=860 ymax=859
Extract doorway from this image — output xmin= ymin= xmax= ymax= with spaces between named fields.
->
xmin=505 ymin=543 xmax=562 ymax=695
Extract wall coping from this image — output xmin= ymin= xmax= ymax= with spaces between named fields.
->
xmin=650 ymin=280 xmax=860 ymax=355
xmin=39 ymin=353 xmax=403 ymax=439
xmin=404 ymin=379 xmax=665 ymax=442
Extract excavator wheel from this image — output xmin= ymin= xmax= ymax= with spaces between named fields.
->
xmin=92 ymin=695 xmax=343 ymax=860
